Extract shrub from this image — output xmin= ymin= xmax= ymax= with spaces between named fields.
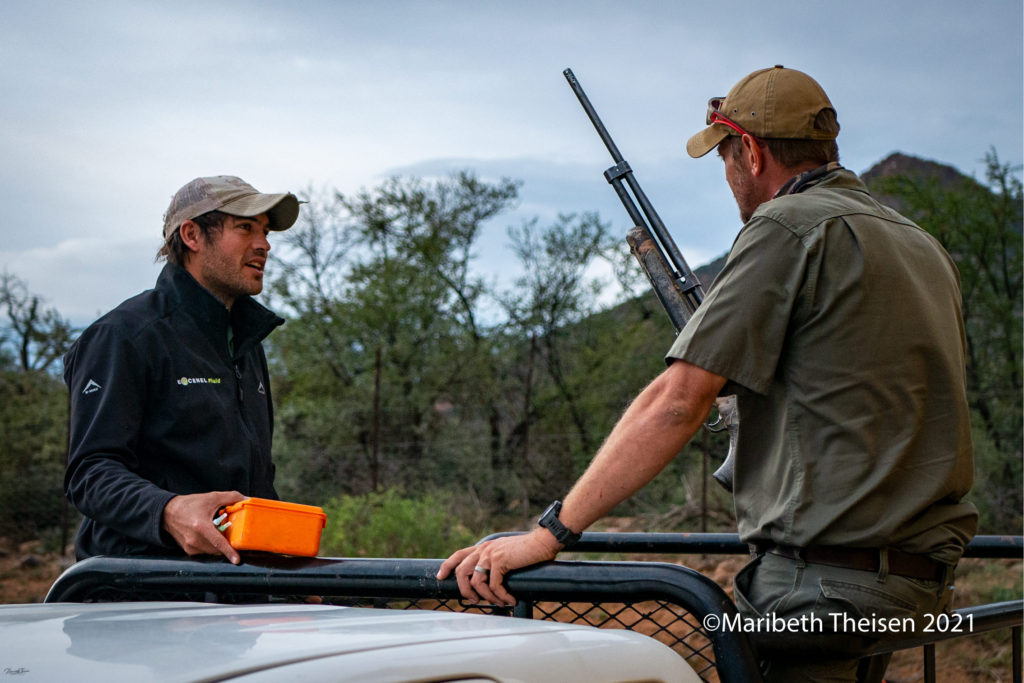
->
xmin=319 ymin=488 xmax=479 ymax=558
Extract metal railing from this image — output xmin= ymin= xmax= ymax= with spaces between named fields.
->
xmin=482 ymin=531 xmax=1023 ymax=683
xmin=44 ymin=533 xmax=1023 ymax=683
xmin=478 ymin=531 xmax=1024 ymax=558
xmin=46 ymin=554 xmax=761 ymax=682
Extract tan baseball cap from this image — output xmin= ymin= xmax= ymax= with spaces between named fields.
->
xmin=162 ymin=175 xmax=301 ymax=241
xmin=686 ymin=65 xmax=838 ymax=158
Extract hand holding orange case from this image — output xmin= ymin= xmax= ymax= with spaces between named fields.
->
xmin=218 ymin=497 xmax=326 ymax=557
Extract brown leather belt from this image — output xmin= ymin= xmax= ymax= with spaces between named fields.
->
xmin=756 ymin=544 xmax=948 ymax=582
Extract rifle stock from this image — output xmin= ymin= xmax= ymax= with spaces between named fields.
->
xmin=564 ymin=67 xmax=737 ymax=491
xmin=625 ymin=226 xmax=692 ymax=333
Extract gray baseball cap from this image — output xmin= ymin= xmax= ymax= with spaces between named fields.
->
xmin=162 ymin=175 xmax=301 ymax=241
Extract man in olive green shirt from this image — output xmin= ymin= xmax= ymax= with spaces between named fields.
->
xmin=440 ymin=66 xmax=977 ymax=682
xmin=667 ymin=162 xmax=975 ymax=565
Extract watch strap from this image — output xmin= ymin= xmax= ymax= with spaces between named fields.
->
xmin=538 ymin=500 xmax=581 ymax=548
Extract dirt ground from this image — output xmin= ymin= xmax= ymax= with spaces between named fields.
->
xmin=0 ymin=538 xmax=75 ymax=604
xmin=2 ymin=535 xmax=1019 ymax=681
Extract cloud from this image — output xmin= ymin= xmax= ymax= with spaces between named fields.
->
xmin=0 ymin=0 xmax=1019 ymax=327
xmin=0 ymin=237 xmax=162 ymax=326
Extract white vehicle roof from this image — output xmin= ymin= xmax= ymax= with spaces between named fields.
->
xmin=0 ymin=601 xmax=700 ymax=682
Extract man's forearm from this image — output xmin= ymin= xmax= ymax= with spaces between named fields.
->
xmin=557 ymin=360 xmax=725 ymax=535
xmin=65 ymin=455 xmax=176 ymax=546
xmin=437 ymin=360 xmax=726 ymax=607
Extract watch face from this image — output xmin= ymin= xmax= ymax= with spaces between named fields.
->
xmin=539 ymin=501 xmax=578 ymax=547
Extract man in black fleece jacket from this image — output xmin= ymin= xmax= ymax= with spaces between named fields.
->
xmin=63 ymin=175 xmax=300 ymax=563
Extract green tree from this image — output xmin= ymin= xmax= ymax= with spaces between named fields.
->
xmin=268 ymin=173 xmax=520 ymax=505
xmin=265 ymin=171 xmax=728 ymax=527
xmin=499 ymin=213 xmax=618 ymax=492
xmin=0 ymin=369 xmax=69 ymax=542
xmin=1 ymin=271 xmax=75 ymax=373
xmin=0 ymin=272 xmax=75 ymax=542
xmin=496 ymin=212 xmax=713 ymax=516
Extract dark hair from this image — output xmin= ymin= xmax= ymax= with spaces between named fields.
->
xmin=720 ymin=108 xmax=840 ymax=168
xmin=156 ymin=210 xmax=228 ymax=265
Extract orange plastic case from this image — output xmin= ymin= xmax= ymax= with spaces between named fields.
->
xmin=221 ymin=497 xmax=326 ymax=557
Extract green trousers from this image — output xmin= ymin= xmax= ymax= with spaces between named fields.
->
xmin=733 ymin=550 xmax=954 ymax=682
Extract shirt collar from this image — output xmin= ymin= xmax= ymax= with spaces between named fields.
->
xmin=156 ymin=263 xmax=283 ymax=360
xmin=773 ymin=161 xmax=844 ymax=199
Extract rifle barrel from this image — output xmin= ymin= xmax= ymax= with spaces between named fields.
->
xmin=563 ymin=68 xmax=704 ymax=314
xmin=563 ymin=68 xmax=626 ymax=164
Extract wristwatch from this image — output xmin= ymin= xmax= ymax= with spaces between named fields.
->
xmin=538 ymin=500 xmax=582 ymax=549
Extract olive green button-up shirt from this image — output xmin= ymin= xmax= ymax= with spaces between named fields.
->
xmin=667 ymin=168 xmax=977 ymax=563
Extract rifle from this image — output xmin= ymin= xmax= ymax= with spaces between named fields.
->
xmin=562 ymin=68 xmax=703 ymax=333
xmin=563 ymin=67 xmax=738 ymax=490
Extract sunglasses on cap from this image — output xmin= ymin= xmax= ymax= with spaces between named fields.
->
xmin=706 ymin=97 xmax=761 ymax=141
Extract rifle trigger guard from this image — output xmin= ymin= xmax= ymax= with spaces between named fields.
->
xmin=604 ymin=161 xmax=632 ymax=183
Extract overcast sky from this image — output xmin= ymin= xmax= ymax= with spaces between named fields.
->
xmin=2 ymin=0 xmax=1021 ymax=326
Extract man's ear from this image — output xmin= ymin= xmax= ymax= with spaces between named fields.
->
xmin=742 ymin=134 xmax=765 ymax=176
xmin=178 ymin=220 xmax=202 ymax=254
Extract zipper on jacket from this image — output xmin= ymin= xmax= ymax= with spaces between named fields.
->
xmin=234 ymin=362 xmax=260 ymax=494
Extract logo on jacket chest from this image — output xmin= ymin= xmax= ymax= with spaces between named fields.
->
xmin=177 ymin=376 xmax=223 ymax=386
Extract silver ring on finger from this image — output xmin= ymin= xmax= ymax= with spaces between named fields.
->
xmin=473 ymin=565 xmax=489 ymax=575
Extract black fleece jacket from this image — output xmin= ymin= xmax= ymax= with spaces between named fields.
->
xmin=63 ymin=263 xmax=282 ymax=559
